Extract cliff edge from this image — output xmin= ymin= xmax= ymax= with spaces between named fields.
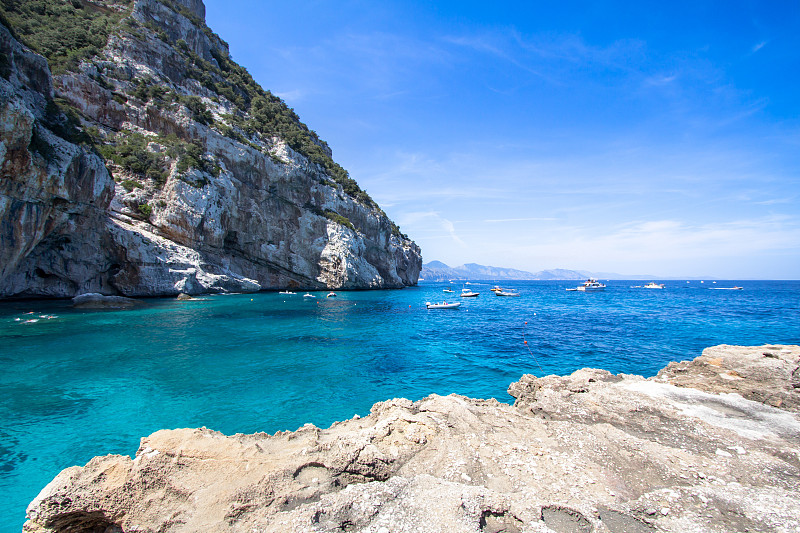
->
xmin=24 ymin=345 xmax=800 ymax=532
xmin=0 ymin=0 xmax=421 ymax=298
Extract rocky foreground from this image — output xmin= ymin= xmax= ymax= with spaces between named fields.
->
xmin=24 ymin=345 xmax=800 ymax=532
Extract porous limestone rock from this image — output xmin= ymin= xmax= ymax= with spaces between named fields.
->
xmin=24 ymin=345 xmax=800 ymax=532
xmin=0 ymin=0 xmax=421 ymax=299
xmin=654 ymin=343 xmax=800 ymax=412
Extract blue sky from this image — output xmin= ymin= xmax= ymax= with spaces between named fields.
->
xmin=204 ymin=1 xmax=800 ymax=278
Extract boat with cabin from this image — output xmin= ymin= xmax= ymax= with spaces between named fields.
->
xmin=460 ymin=288 xmax=479 ymax=297
xmin=494 ymin=290 xmax=520 ymax=297
xmin=567 ymin=278 xmax=606 ymax=291
xmin=426 ymin=301 xmax=461 ymax=309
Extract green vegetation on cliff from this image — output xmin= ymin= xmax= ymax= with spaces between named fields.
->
xmin=96 ymin=131 xmax=221 ymax=187
xmin=168 ymin=24 xmax=377 ymax=208
xmin=1 ymin=0 xmax=391 ymax=218
xmin=0 ymin=0 xmax=132 ymax=74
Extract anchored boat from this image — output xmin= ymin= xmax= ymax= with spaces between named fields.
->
xmin=494 ymin=290 xmax=520 ymax=297
xmin=567 ymin=278 xmax=606 ymax=292
xmin=426 ymin=301 xmax=461 ymax=309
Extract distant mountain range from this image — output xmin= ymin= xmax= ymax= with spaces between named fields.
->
xmin=421 ymin=262 xmax=586 ymax=281
xmin=420 ymin=261 xmax=698 ymax=281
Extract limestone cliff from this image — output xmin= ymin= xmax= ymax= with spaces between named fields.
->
xmin=0 ymin=0 xmax=421 ymax=298
xmin=24 ymin=345 xmax=800 ymax=532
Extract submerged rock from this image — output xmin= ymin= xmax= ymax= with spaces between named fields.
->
xmin=71 ymin=292 xmax=140 ymax=308
xmin=24 ymin=345 xmax=800 ymax=532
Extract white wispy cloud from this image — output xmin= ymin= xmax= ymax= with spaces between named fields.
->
xmin=507 ymin=216 xmax=800 ymax=276
xmin=643 ymin=73 xmax=678 ymax=87
xmin=752 ymin=41 xmax=768 ymax=53
xmin=755 ymin=197 xmax=795 ymax=205
xmin=270 ymin=31 xmax=453 ymax=100
xmin=273 ymin=89 xmax=305 ymax=103
xmin=441 ymin=29 xmax=647 ymax=86
xmin=484 ymin=217 xmax=558 ymax=223
xmin=398 ymin=211 xmax=467 ymax=247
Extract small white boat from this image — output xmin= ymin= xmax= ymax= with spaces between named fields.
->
xmin=327 ymin=292 xmax=337 ymax=297
xmin=643 ymin=282 xmax=665 ymax=289
xmin=443 ymin=288 xmax=454 ymax=293
xmin=303 ymin=293 xmax=316 ymax=298
xmin=426 ymin=301 xmax=461 ymax=309
xmin=279 ymin=290 xmax=296 ymax=295
xmin=460 ymin=288 xmax=479 ymax=297
xmin=709 ymin=286 xmax=744 ymax=290
xmin=494 ymin=290 xmax=520 ymax=297
xmin=568 ymin=278 xmax=606 ymax=291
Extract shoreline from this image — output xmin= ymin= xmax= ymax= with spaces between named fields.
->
xmin=24 ymin=344 xmax=800 ymax=532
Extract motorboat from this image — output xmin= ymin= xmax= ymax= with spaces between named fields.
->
xmin=567 ymin=278 xmax=606 ymax=291
xmin=643 ymin=282 xmax=665 ymax=289
xmin=426 ymin=301 xmax=461 ymax=309
xmin=494 ymin=290 xmax=520 ymax=297
xmin=327 ymin=292 xmax=337 ymax=297
xmin=460 ymin=288 xmax=479 ymax=297
xmin=709 ymin=286 xmax=744 ymax=290
xmin=490 ymin=286 xmax=503 ymax=292
xmin=443 ymin=288 xmax=454 ymax=293
xmin=303 ymin=293 xmax=316 ymax=298
xmin=278 ymin=290 xmax=296 ymax=295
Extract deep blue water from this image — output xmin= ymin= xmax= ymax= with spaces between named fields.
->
xmin=1 ymin=279 xmax=798 ymax=530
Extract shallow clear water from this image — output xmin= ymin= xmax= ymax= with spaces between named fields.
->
xmin=1 ymin=280 xmax=798 ymax=530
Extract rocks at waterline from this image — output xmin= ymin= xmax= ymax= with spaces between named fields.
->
xmin=24 ymin=345 xmax=800 ymax=532
xmin=71 ymin=292 xmax=140 ymax=308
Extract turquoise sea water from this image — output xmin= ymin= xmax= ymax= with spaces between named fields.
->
xmin=1 ymin=279 xmax=798 ymax=530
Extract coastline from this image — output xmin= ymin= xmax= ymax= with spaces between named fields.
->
xmin=24 ymin=344 xmax=800 ymax=532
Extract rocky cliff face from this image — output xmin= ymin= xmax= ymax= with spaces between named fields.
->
xmin=0 ymin=0 xmax=421 ymax=298
xmin=24 ymin=345 xmax=800 ymax=532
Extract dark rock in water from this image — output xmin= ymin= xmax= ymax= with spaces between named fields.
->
xmin=24 ymin=345 xmax=800 ymax=532
xmin=176 ymin=292 xmax=194 ymax=300
xmin=71 ymin=293 xmax=140 ymax=309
